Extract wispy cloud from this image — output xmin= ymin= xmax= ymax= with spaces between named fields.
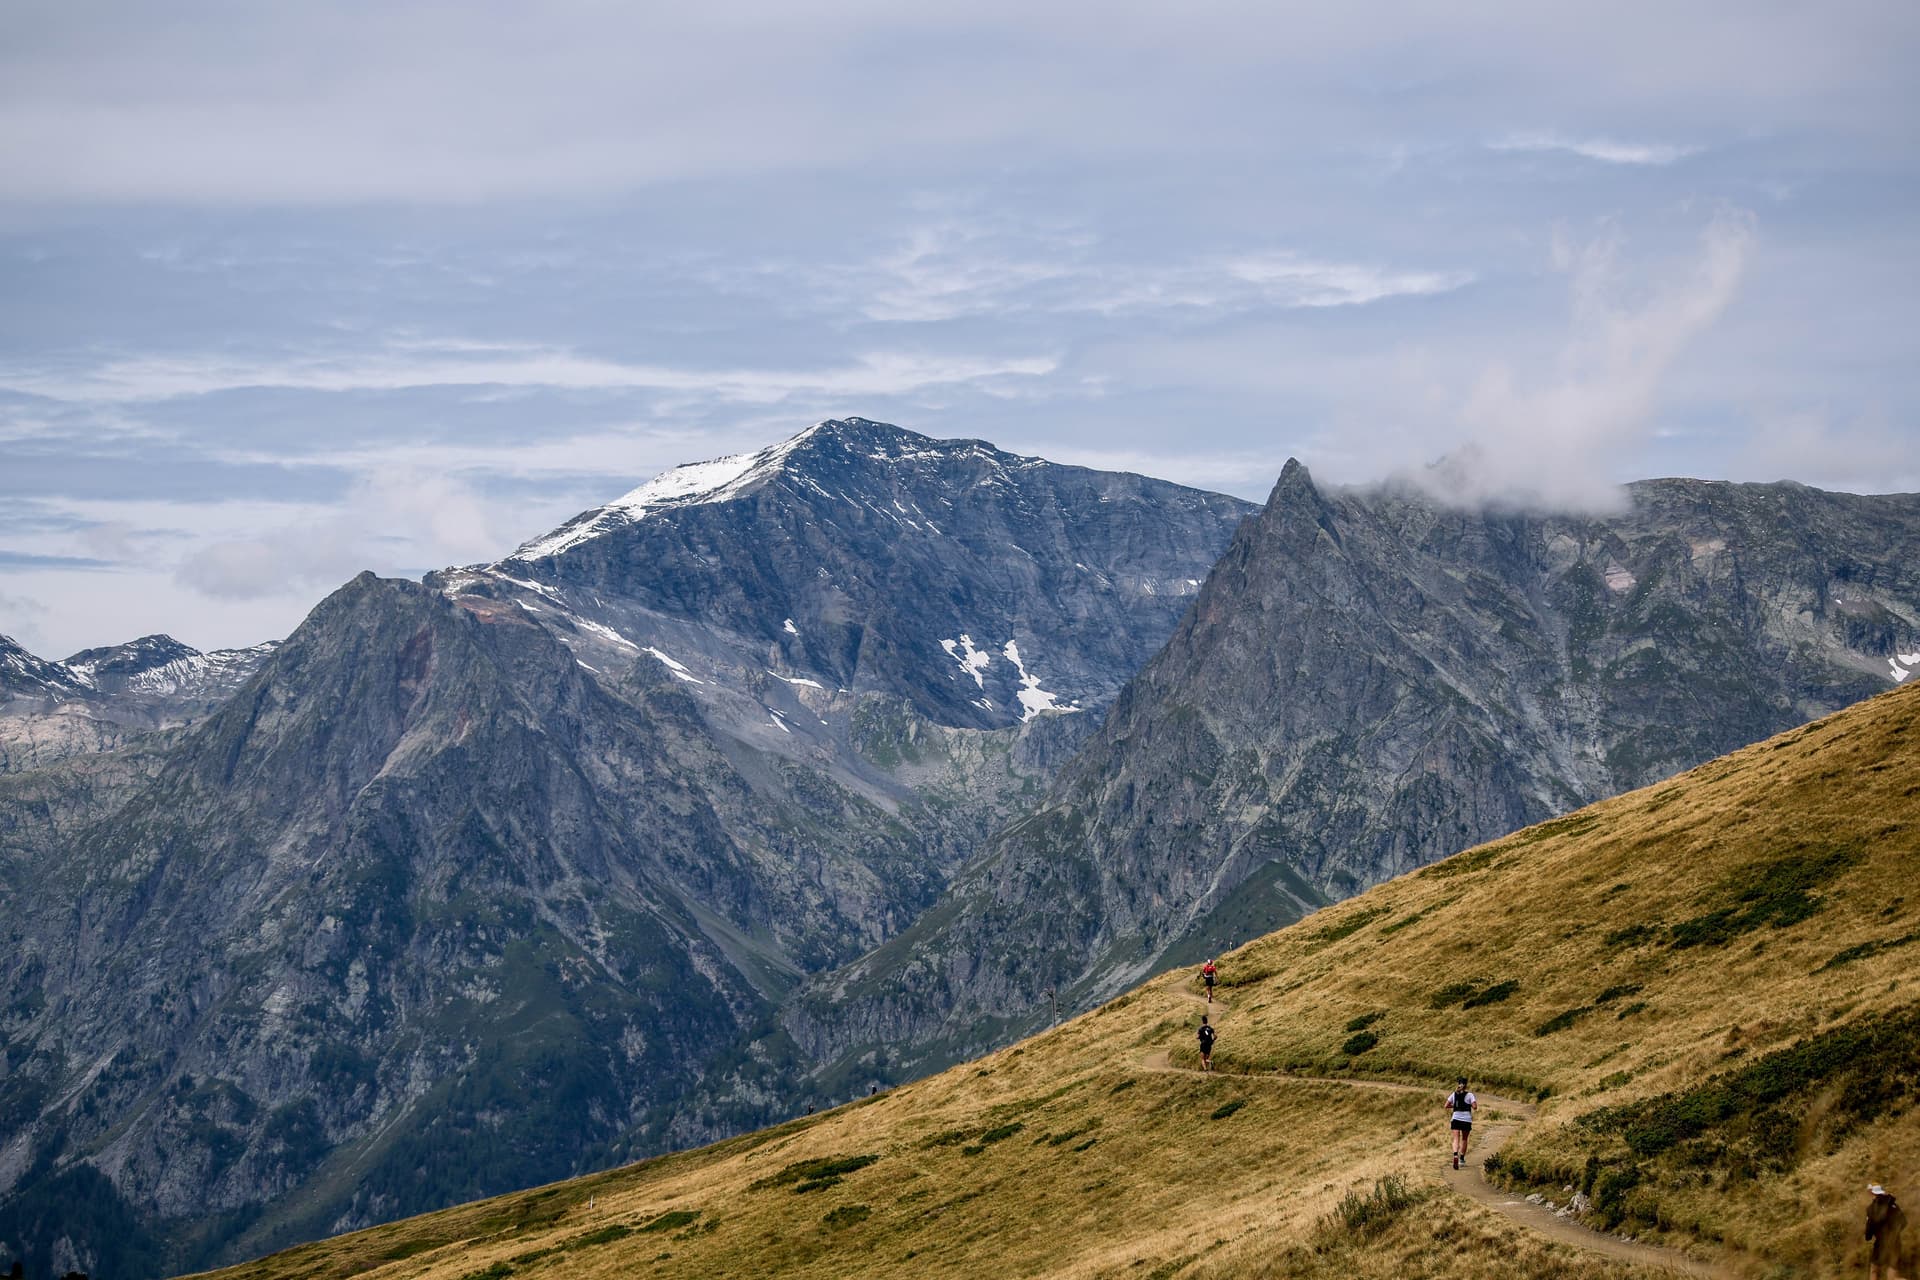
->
xmin=0 ymin=590 xmax=50 ymax=651
xmin=1403 ymin=211 xmax=1759 ymax=510
xmin=0 ymin=343 xmax=1058 ymax=405
xmin=1488 ymin=132 xmax=1701 ymax=166
xmin=175 ymin=469 xmax=501 ymax=600
xmin=1023 ymin=443 xmax=1290 ymax=497
xmin=776 ymin=219 xmax=1473 ymax=324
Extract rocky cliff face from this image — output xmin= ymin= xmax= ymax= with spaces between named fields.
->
xmin=0 ymin=420 xmax=1253 ymax=1278
xmin=778 ymin=464 xmax=1920 ymax=1083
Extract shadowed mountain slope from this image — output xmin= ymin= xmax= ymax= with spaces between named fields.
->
xmin=778 ymin=463 xmax=1920 ymax=1082
xmin=0 ymin=421 xmax=1255 ymax=1278
xmin=188 ymin=680 xmax=1920 ymax=1280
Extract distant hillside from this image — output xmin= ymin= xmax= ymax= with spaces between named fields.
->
xmin=179 ymin=680 xmax=1920 ymax=1280
xmin=780 ymin=462 xmax=1920 ymax=1085
xmin=0 ymin=632 xmax=276 ymax=772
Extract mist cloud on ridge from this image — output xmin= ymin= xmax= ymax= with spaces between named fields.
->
xmin=1397 ymin=212 xmax=1757 ymax=513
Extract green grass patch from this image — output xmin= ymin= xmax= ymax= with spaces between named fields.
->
xmin=1603 ymin=923 xmax=1661 ymax=948
xmin=1534 ymin=1007 xmax=1592 ymax=1036
xmin=1420 ymin=845 xmax=1504 ymax=879
xmin=636 ymin=1211 xmax=698 ymax=1234
xmin=1378 ymin=904 xmax=1443 ymax=936
xmin=749 ymin=1154 xmax=880 ymax=1193
xmin=1310 ymin=906 xmax=1392 ymax=945
xmin=822 ymin=1204 xmax=871 ymax=1229
xmin=1340 ymin=1031 xmax=1379 ymax=1055
xmin=1427 ymin=980 xmax=1480 ymax=1010
xmin=1343 ymin=1011 xmax=1384 ymax=1033
xmin=978 ymin=1122 xmax=1025 ymax=1144
xmin=1818 ymin=931 xmax=1920 ymax=971
xmin=1462 ymin=979 xmax=1520 ymax=1008
xmin=1593 ymin=984 xmax=1643 ymax=1004
xmin=1581 ymin=1003 xmax=1920 ymax=1164
xmin=1669 ymin=845 xmax=1862 ymax=949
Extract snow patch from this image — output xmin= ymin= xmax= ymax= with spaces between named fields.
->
xmin=767 ymin=669 xmax=824 ymax=689
xmin=939 ymin=634 xmax=993 ymax=687
xmin=1001 ymin=639 xmax=1075 ymax=721
xmin=574 ymin=618 xmax=640 ymax=651
xmin=1891 ymin=651 xmax=1920 ymax=684
xmin=508 ymin=423 xmax=826 ymax=560
xmin=645 ymin=647 xmax=703 ymax=684
xmin=783 ymin=618 xmax=799 ymax=635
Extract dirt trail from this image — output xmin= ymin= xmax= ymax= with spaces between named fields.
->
xmin=1147 ymin=989 xmax=1731 ymax=1278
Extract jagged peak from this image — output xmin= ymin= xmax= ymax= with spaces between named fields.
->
xmin=1261 ymin=458 xmax=1328 ymax=518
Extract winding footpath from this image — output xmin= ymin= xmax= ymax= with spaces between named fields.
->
xmin=1146 ymin=991 xmax=1731 ymax=1278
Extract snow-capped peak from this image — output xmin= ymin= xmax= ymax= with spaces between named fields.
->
xmin=509 ymin=423 xmax=829 ymax=561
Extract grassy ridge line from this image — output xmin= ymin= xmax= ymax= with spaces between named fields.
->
xmin=196 ymin=681 xmax=1920 ymax=1280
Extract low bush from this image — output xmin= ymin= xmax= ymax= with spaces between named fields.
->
xmin=1325 ymin=1175 xmax=1422 ymax=1236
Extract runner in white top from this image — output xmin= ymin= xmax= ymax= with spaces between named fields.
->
xmin=1445 ymin=1077 xmax=1478 ymax=1170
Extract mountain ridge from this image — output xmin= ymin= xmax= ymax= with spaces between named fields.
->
xmin=0 ymin=419 xmax=1256 ymax=1277
xmin=773 ymin=460 xmax=1920 ymax=1085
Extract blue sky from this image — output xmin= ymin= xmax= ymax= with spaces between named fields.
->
xmin=2 ymin=1 xmax=1917 ymax=656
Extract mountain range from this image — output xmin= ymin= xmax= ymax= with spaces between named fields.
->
xmin=774 ymin=460 xmax=1920 ymax=1085
xmin=1 ymin=418 xmax=1916 ymax=1278
xmin=0 ymin=419 xmax=1252 ymax=1277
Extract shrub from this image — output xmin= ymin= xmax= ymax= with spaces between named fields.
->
xmin=1344 ymin=1011 xmax=1385 ymax=1032
xmin=1463 ymin=980 xmax=1520 ymax=1008
xmin=750 ymin=1154 xmax=880 ymax=1193
xmin=1534 ymin=1007 xmax=1592 ymax=1036
xmin=1341 ymin=1031 xmax=1379 ymax=1056
xmin=823 ymin=1204 xmax=871 ymax=1229
xmin=1210 ymin=1099 xmax=1246 ymax=1120
xmin=1669 ymin=846 xmax=1861 ymax=949
xmin=1326 ymin=1175 xmax=1421 ymax=1236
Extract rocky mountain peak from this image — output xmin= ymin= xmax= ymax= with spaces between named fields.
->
xmin=507 ymin=418 xmax=1031 ymax=563
xmin=64 ymin=633 xmax=200 ymax=681
xmin=0 ymin=633 xmax=90 ymax=702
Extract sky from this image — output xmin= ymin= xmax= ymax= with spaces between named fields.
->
xmin=2 ymin=1 xmax=1917 ymax=657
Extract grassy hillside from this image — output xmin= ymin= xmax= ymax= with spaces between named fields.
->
xmin=194 ymin=681 xmax=1920 ymax=1280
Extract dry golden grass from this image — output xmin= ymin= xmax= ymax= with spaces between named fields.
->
xmin=195 ymin=682 xmax=1920 ymax=1280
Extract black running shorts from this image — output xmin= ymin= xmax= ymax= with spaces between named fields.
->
xmin=1450 ymin=1119 xmax=1472 ymax=1133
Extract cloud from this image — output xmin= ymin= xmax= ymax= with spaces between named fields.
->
xmin=0 ymin=342 xmax=1058 ymax=406
xmin=175 ymin=469 xmax=502 ymax=600
xmin=1020 ymin=443 xmax=1291 ymax=498
xmin=0 ymin=551 xmax=117 ymax=570
xmin=0 ymin=590 xmax=51 ymax=651
xmin=1737 ymin=410 xmax=1920 ymax=494
xmin=1488 ymin=133 xmax=1701 ymax=165
xmin=771 ymin=218 xmax=1473 ymax=325
xmin=0 ymin=3 xmax=1907 ymax=204
xmin=1401 ymin=211 xmax=1758 ymax=510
